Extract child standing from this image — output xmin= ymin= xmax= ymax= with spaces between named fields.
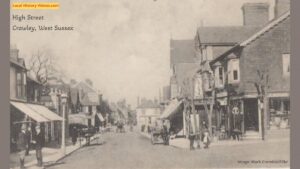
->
xmin=203 ymin=129 xmax=210 ymax=149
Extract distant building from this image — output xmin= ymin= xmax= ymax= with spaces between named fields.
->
xmin=170 ymin=39 xmax=200 ymax=99
xmin=136 ymin=99 xmax=161 ymax=132
xmin=69 ymin=81 xmax=101 ymax=127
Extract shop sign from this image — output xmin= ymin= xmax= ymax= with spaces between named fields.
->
xmin=216 ymin=91 xmax=228 ymax=98
xmin=194 ymin=97 xmax=215 ymax=105
xmin=218 ymin=98 xmax=227 ymax=106
xmin=232 ymin=106 xmax=243 ymax=115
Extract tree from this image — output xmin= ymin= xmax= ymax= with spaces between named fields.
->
xmin=248 ymin=69 xmax=270 ymax=140
xmin=27 ymin=49 xmax=55 ymax=85
xmin=182 ymin=77 xmax=201 ymax=148
xmin=28 ymin=49 xmax=65 ymax=96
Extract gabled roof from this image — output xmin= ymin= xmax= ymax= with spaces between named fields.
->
xmin=81 ymin=92 xmax=99 ymax=106
xmin=210 ymin=10 xmax=290 ymax=66
xmin=170 ymin=39 xmax=198 ymax=67
xmin=174 ymin=63 xmax=199 ymax=87
xmin=69 ymin=81 xmax=100 ymax=106
xmin=196 ymin=26 xmax=261 ymax=45
xmin=73 ymin=81 xmax=97 ymax=93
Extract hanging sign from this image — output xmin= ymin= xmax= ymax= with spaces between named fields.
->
xmin=232 ymin=107 xmax=239 ymax=115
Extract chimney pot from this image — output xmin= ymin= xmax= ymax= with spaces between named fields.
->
xmin=242 ymin=3 xmax=270 ymax=26
xmin=275 ymin=0 xmax=290 ymax=18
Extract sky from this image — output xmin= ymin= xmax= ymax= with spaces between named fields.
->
xmin=11 ymin=0 xmax=275 ymax=107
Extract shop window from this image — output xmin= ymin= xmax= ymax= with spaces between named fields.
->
xmin=269 ymin=99 xmax=290 ymax=129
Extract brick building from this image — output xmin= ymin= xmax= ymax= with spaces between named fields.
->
xmin=210 ymin=9 xmax=290 ymax=139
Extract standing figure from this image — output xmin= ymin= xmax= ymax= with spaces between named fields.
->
xmin=72 ymin=126 xmax=78 ymax=145
xmin=203 ymin=128 xmax=210 ymax=149
xmin=17 ymin=124 xmax=27 ymax=169
xmin=162 ymin=120 xmax=169 ymax=145
xmin=32 ymin=125 xmax=44 ymax=167
xmin=25 ymin=126 xmax=32 ymax=156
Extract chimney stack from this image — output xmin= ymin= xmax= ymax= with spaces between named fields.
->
xmin=275 ymin=0 xmax=290 ymax=18
xmin=242 ymin=3 xmax=269 ymax=26
xmin=10 ymin=44 xmax=19 ymax=60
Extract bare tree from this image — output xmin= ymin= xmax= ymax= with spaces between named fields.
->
xmin=248 ymin=69 xmax=270 ymax=140
xmin=27 ymin=49 xmax=56 ymax=85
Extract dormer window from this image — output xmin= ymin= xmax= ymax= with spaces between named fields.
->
xmin=228 ymin=59 xmax=240 ymax=83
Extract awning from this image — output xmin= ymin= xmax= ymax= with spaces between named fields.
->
xmin=11 ymin=101 xmax=50 ymax=123
xmin=11 ymin=101 xmax=63 ymax=122
xmin=96 ymin=113 xmax=105 ymax=122
xmin=160 ymin=99 xmax=183 ymax=119
xmin=26 ymin=104 xmax=63 ymax=121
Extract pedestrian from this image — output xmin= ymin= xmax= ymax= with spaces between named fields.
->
xmin=72 ymin=126 xmax=78 ymax=145
xmin=203 ymin=128 xmax=210 ymax=149
xmin=17 ymin=124 xmax=27 ymax=169
xmin=162 ymin=120 xmax=169 ymax=145
xmin=32 ymin=125 xmax=44 ymax=167
xmin=25 ymin=126 xmax=31 ymax=156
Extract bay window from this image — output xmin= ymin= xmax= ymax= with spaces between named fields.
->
xmin=227 ymin=59 xmax=240 ymax=83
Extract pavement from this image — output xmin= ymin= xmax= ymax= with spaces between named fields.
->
xmin=140 ymin=131 xmax=290 ymax=149
xmin=10 ymin=133 xmax=103 ymax=169
xmin=45 ymin=128 xmax=289 ymax=169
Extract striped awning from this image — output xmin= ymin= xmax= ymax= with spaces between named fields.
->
xmin=160 ymin=99 xmax=183 ymax=119
xmin=11 ymin=101 xmax=63 ymax=123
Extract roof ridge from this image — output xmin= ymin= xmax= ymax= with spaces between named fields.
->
xmin=240 ymin=10 xmax=290 ymax=47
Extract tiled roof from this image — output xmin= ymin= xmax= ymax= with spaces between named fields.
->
xmin=210 ymin=11 xmax=290 ymax=65
xmin=73 ymin=81 xmax=97 ymax=93
xmin=80 ymin=92 xmax=99 ymax=106
xmin=137 ymin=100 xmax=160 ymax=109
xmin=196 ymin=26 xmax=261 ymax=45
xmin=240 ymin=11 xmax=290 ymax=47
xmin=69 ymin=81 xmax=100 ymax=106
xmin=170 ymin=39 xmax=198 ymax=67
xmin=174 ymin=63 xmax=199 ymax=88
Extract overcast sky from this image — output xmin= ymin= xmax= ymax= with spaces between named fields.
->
xmin=11 ymin=0 xmax=275 ymax=107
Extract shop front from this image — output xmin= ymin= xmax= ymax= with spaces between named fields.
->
xmin=268 ymin=96 xmax=290 ymax=130
xmin=10 ymin=101 xmax=63 ymax=152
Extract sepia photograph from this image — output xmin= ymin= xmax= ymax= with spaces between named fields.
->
xmin=9 ymin=0 xmax=290 ymax=168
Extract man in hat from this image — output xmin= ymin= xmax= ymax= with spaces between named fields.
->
xmin=25 ymin=126 xmax=32 ymax=156
xmin=32 ymin=125 xmax=44 ymax=167
xmin=17 ymin=124 xmax=27 ymax=169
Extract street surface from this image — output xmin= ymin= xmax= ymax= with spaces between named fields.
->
xmin=48 ymin=129 xmax=289 ymax=169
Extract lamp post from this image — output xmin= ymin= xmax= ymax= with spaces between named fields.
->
xmin=60 ymin=93 xmax=68 ymax=155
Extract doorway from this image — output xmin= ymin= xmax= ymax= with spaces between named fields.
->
xmin=244 ymin=99 xmax=259 ymax=131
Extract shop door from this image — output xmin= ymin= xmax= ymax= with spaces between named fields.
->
xmin=244 ymin=99 xmax=259 ymax=131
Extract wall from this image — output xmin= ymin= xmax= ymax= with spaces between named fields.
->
xmin=239 ymin=17 xmax=290 ymax=94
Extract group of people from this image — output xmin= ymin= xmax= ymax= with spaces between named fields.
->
xmin=17 ymin=124 xmax=44 ymax=168
xmin=189 ymin=121 xmax=211 ymax=150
